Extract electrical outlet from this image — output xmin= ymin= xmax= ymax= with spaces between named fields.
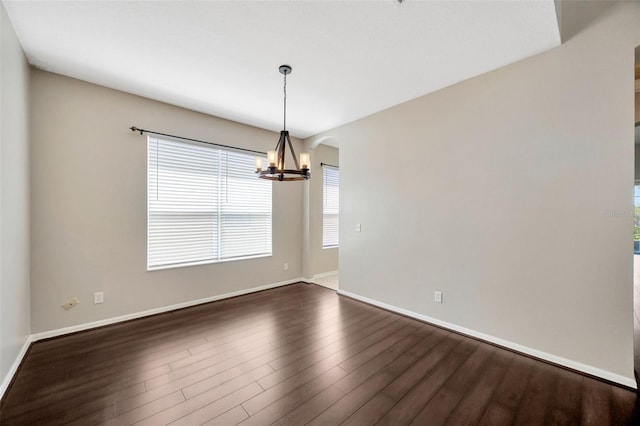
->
xmin=284 ymin=263 xmax=289 ymax=271
xmin=356 ymin=223 xmax=362 ymax=232
xmin=434 ymin=291 xmax=443 ymax=304
xmin=62 ymin=297 xmax=79 ymax=310
xmin=94 ymin=292 xmax=104 ymax=304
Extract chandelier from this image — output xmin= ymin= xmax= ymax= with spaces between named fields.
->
xmin=256 ymin=65 xmax=310 ymax=181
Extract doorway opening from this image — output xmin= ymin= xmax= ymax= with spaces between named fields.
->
xmin=305 ymin=143 xmax=339 ymax=291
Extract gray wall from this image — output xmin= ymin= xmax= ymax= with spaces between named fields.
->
xmin=0 ymin=3 xmax=31 ymax=388
xmin=312 ymin=1 xmax=639 ymax=382
xmin=30 ymin=70 xmax=303 ymax=333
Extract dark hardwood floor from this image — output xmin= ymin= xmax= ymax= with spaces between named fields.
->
xmin=0 ymin=282 xmax=637 ymax=425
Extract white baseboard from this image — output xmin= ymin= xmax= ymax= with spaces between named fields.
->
xmin=312 ymin=270 xmax=339 ymax=279
xmin=337 ymin=289 xmax=637 ymax=389
xmin=32 ymin=278 xmax=303 ymax=342
xmin=0 ymin=336 xmax=33 ymax=400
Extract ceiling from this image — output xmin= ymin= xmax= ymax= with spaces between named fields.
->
xmin=3 ymin=0 xmax=561 ymax=146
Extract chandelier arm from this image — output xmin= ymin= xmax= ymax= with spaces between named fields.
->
xmin=278 ymin=131 xmax=287 ymax=171
xmin=274 ymin=131 xmax=283 ymax=152
xmin=285 ymin=132 xmax=300 ymax=170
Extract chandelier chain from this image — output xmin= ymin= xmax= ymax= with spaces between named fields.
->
xmin=283 ymin=72 xmax=287 ymax=131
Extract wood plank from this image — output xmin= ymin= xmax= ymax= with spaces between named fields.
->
xmin=581 ymin=376 xmax=611 ymax=425
xmin=237 ymin=366 xmax=347 ymax=425
xmin=8 ymin=383 xmax=146 ymax=425
xmin=103 ymin=390 xmax=185 ymax=426
xmin=548 ymin=367 xmax=583 ymax=424
xmin=340 ymin=331 xmax=463 ymax=425
xmin=410 ymin=387 xmax=462 ymax=426
xmin=512 ymin=361 xmax=558 ymax=425
xmin=402 ymin=344 xmax=499 ymax=425
xmin=265 ymin=310 xmax=390 ymax=372
xmin=491 ymin=353 xmax=535 ymax=409
xmin=610 ymin=385 xmax=638 ymax=425
xmin=440 ymin=350 xmax=514 ymax=425
xmin=202 ymin=405 xmax=249 ymax=426
xmin=334 ymin=327 xmax=444 ymax=396
xmin=168 ymin=383 xmax=264 ymax=426
xmin=256 ymin=316 xmax=407 ymax=391
xmin=135 ymin=368 xmax=269 ymax=426
xmin=65 ymin=404 xmax=117 ymax=426
xmin=307 ymin=330 xmax=459 ymax=425
xmin=271 ymin=385 xmax=345 ymax=426
xmin=477 ymin=403 xmax=514 ymax=426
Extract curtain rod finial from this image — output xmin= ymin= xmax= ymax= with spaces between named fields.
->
xmin=130 ymin=126 xmax=143 ymax=135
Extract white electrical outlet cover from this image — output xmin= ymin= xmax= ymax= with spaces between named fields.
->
xmin=62 ymin=297 xmax=80 ymax=310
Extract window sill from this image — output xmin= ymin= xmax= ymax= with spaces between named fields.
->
xmin=147 ymin=253 xmax=272 ymax=271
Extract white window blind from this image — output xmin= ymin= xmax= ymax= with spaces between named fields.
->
xmin=147 ymin=136 xmax=271 ymax=270
xmin=322 ymin=164 xmax=339 ymax=248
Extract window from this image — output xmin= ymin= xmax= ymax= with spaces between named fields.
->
xmin=322 ymin=164 xmax=339 ymax=248
xmin=147 ymin=136 xmax=271 ymax=270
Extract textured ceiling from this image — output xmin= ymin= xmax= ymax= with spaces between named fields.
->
xmin=3 ymin=0 xmax=560 ymax=144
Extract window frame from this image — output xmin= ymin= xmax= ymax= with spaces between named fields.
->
xmin=146 ymin=135 xmax=272 ymax=271
xmin=322 ymin=164 xmax=340 ymax=249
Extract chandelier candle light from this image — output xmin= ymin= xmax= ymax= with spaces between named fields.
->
xmin=256 ymin=65 xmax=311 ymax=181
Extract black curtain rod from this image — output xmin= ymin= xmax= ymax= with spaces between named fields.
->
xmin=130 ymin=126 xmax=267 ymax=156
xmin=321 ymin=162 xmax=339 ymax=169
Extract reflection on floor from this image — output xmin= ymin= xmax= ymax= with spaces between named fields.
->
xmin=313 ymin=272 xmax=339 ymax=290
